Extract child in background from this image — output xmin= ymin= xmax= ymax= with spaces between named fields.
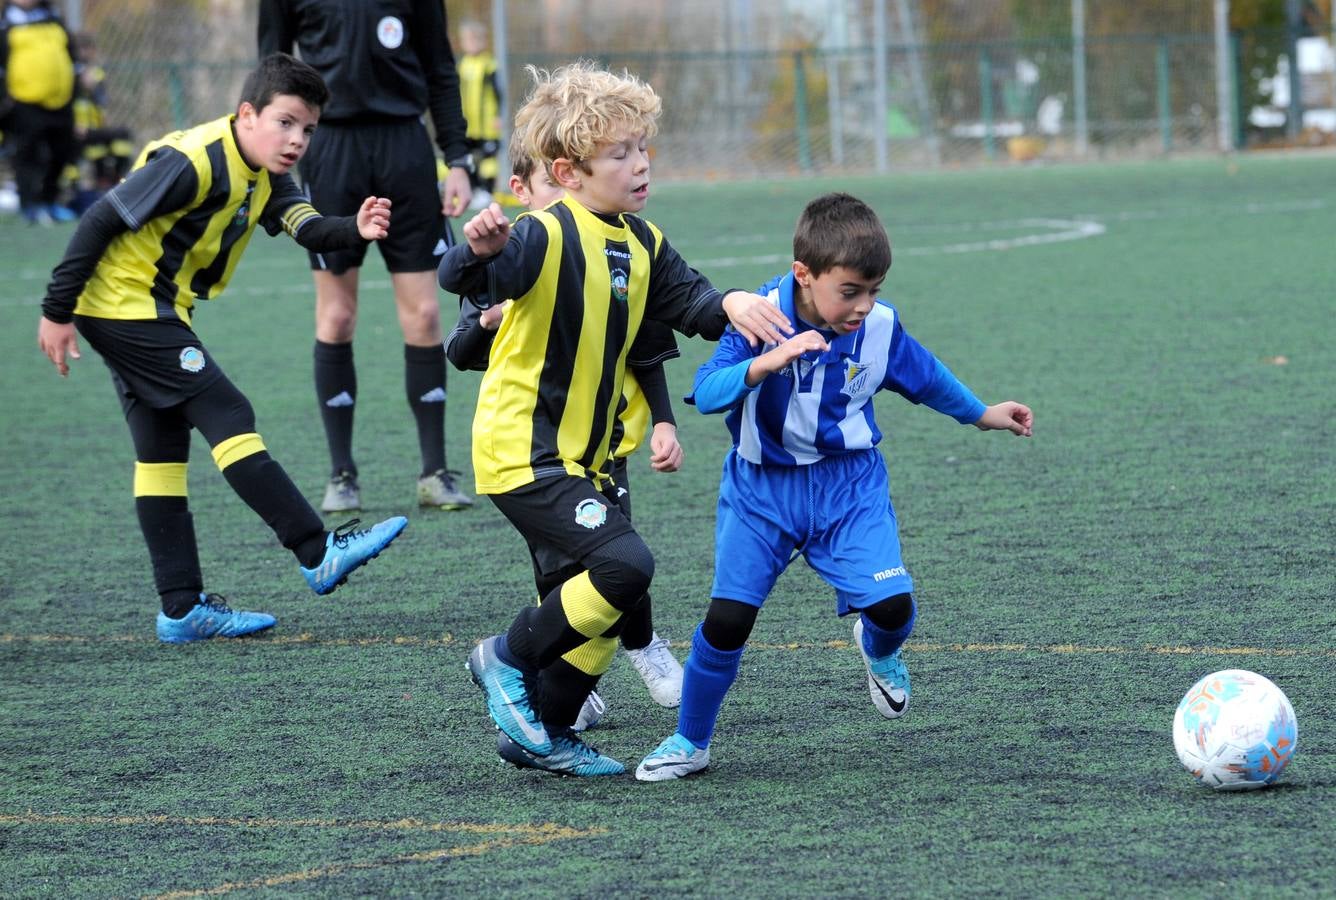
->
xmin=636 ymin=192 xmax=1034 ymax=781
xmin=69 ymin=30 xmax=133 ymax=211
xmin=455 ymin=20 xmax=502 ymax=208
xmin=36 ymin=53 xmax=408 ymax=643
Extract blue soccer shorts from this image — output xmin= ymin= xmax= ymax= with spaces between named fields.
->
xmin=710 ymin=447 xmax=914 ymax=614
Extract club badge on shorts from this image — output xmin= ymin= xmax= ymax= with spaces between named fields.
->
xmin=574 ymin=498 xmax=607 ymax=530
xmin=179 ymin=347 xmax=206 ymax=373
xmin=377 ymin=16 xmax=405 ymax=49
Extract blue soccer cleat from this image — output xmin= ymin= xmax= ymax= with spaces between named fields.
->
xmin=156 ymin=593 xmax=276 ymax=644
xmin=635 ymin=732 xmax=710 ymax=782
xmin=854 ymin=617 xmax=911 ymax=719
xmin=300 ymin=517 xmax=407 ymax=596
xmin=497 ymin=729 xmax=625 ymax=777
xmin=467 ymin=636 xmax=551 ymax=755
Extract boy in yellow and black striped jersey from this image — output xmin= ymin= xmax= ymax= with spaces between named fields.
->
xmin=440 ymin=61 xmax=793 ymax=776
xmin=445 ymin=132 xmax=687 ymax=731
xmin=36 ymin=53 xmax=408 ymax=643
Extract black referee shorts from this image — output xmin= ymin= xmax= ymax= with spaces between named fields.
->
xmin=299 ymin=117 xmax=445 ymax=275
xmin=75 ymin=315 xmax=224 ymax=413
xmin=491 ymin=474 xmax=638 ymax=575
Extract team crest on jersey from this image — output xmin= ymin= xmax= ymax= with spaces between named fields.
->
xmin=574 ymin=498 xmax=607 ymax=530
xmin=610 ymin=270 xmax=629 ymax=303
xmin=233 ymin=182 xmax=255 ymax=226
xmin=179 ymin=347 xmax=206 ymax=373
xmin=377 ymin=16 xmax=405 ymax=49
xmin=843 ymin=360 xmax=871 ymax=396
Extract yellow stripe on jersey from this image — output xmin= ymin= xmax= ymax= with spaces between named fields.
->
xmin=558 ymin=571 xmax=623 ymax=638
xmin=210 ymin=432 xmax=266 ymax=471
xmin=610 ymin=371 xmax=650 ymax=461
xmin=74 ymin=116 xmax=273 ymax=324
xmin=471 ymin=198 xmax=659 ymax=494
xmin=133 ymin=462 xmax=188 ymax=498
xmin=561 ymin=635 xmax=619 ymax=676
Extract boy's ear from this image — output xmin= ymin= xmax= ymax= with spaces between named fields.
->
xmin=236 ymin=100 xmax=258 ymax=127
xmin=792 ymin=260 xmax=812 ymax=287
xmin=508 ymin=174 xmax=529 ymax=203
xmin=550 ymin=158 xmax=582 ymax=191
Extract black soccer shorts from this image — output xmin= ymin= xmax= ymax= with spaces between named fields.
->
xmin=298 ymin=118 xmax=445 ymax=274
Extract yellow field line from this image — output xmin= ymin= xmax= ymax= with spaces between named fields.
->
xmin=2 ymin=632 xmax=1331 ymax=657
xmin=141 ymin=836 xmax=578 ymax=900
xmin=0 ymin=813 xmax=601 ymax=900
xmin=141 ymin=830 xmax=600 ymax=900
xmin=0 ymin=632 xmax=459 ymax=647
xmin=0 ymin=812 xmax=599 ymax=837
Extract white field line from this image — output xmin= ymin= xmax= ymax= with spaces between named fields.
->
xmin=0 ymin=196 xmax=1327 ymax=304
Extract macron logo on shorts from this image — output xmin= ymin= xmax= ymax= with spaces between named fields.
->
xmin=325 ymin=391 xmax=355 ymax=408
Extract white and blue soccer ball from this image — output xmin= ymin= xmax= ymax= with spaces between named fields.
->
xmin=1172 ymin=669 xmax=1297 ymax=791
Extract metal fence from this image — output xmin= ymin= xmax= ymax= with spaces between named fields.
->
xmin=52 ymin=1 xmax=1336 ymax=180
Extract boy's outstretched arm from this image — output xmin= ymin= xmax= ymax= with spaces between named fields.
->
xmin=721 ymin=290 xmax=793 ymax=347
xmin=354 ymin=196 xmax=391 ymax=240
xmin=974 ymin=401 xmax=1034 ymax=437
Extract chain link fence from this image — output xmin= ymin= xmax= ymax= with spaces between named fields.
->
xmin=44 ymin=1 xmax=1336 ymax=181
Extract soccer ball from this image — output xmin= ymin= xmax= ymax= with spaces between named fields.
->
xmin=1172 ymin=669 xmax=1297 ymax=791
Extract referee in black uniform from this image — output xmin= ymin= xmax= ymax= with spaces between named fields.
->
xmin=259 ymin=0 xmax=476 ymax=514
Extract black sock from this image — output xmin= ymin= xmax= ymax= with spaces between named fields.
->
xmin=505 ymin=600 xmax=589 ymax=672
xmin=219 ymin=451 xmax=327 ymax=567
xmin=314 ymin=340 xmax=356 ymax=476
xmin=537 ymin=658 xmax=600 ymax=731
xmin=405 ymin=343 xmax=447 ymax=476
xmin=135 ymin=496 xmax=203 ymax=617
xmin=619 ymin=594 xmax=653 ymax=650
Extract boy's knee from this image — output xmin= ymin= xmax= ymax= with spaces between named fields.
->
xmin=584 ymin=532 xmax=654 ymax=611
xmin=863 ymin=593 xmax=915 ymax=631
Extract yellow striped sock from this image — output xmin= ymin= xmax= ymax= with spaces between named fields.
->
xmin=133 ymin=461 xmax=188 ymax=497
xmin=559 ymin=571 xmax=622 ymax=638
xmin=210 ymin=433 xmax=266 ymax=470
xmin=561 ymin=635 xmax=618 ymax=676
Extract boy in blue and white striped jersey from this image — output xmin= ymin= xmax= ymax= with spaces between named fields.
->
xmin=635 ymin=192 xmax=1034 ymax=782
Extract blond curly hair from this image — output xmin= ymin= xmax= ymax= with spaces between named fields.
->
xmin=515 ymin=60 xmax=661 ymax=175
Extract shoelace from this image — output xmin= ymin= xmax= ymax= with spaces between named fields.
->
xmin=431 ymin=469 xmax=465 ymax=487
xmin=198 ymin=593 xmax=234 ymax=614
xmin=640 ymin=636 xmax=675 ymax=676
xmin=551 ymin=729 xmax=602 ymax=761
xmin=330 ymin=519 xmax=369 ymax=548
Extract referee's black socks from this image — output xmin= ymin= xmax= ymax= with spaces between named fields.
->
xmin=404 ymin=343 xmax=447 ymax=476
xmin=314 ymin=340 xmax=357 ymax=476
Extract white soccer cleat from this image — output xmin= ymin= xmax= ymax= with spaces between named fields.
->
xmin=572 ymin=690 xmax=607 ymax=732
xmin=635 ymin=732 xmax=709 ymax=782
xmin=853 ymin=617 xmax=910 ymax=719
xmin=625 ymin=632 xmax=683 ymax=708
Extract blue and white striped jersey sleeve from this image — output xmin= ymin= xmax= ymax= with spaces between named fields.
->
xmin=878 ymin=316 xmax=985 ymax=424
xmin=687 ymin=327 xmax=759 ymax=414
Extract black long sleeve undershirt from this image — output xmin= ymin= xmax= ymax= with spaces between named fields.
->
xmin=42 ymin=203 xmax=361 ymax=323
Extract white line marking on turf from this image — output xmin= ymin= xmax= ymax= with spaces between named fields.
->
xmin=692 ymin=218 xmax=1106 ymax=269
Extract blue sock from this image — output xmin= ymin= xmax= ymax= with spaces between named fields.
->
xmin=677 ymin=624 xmax=744 ymax=750
xmin=859 ymin=599 xmax=916 ymax=659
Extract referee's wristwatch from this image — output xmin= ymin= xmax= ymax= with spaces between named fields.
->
xmin=446 ymin=153 xmax=477 ymax=175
